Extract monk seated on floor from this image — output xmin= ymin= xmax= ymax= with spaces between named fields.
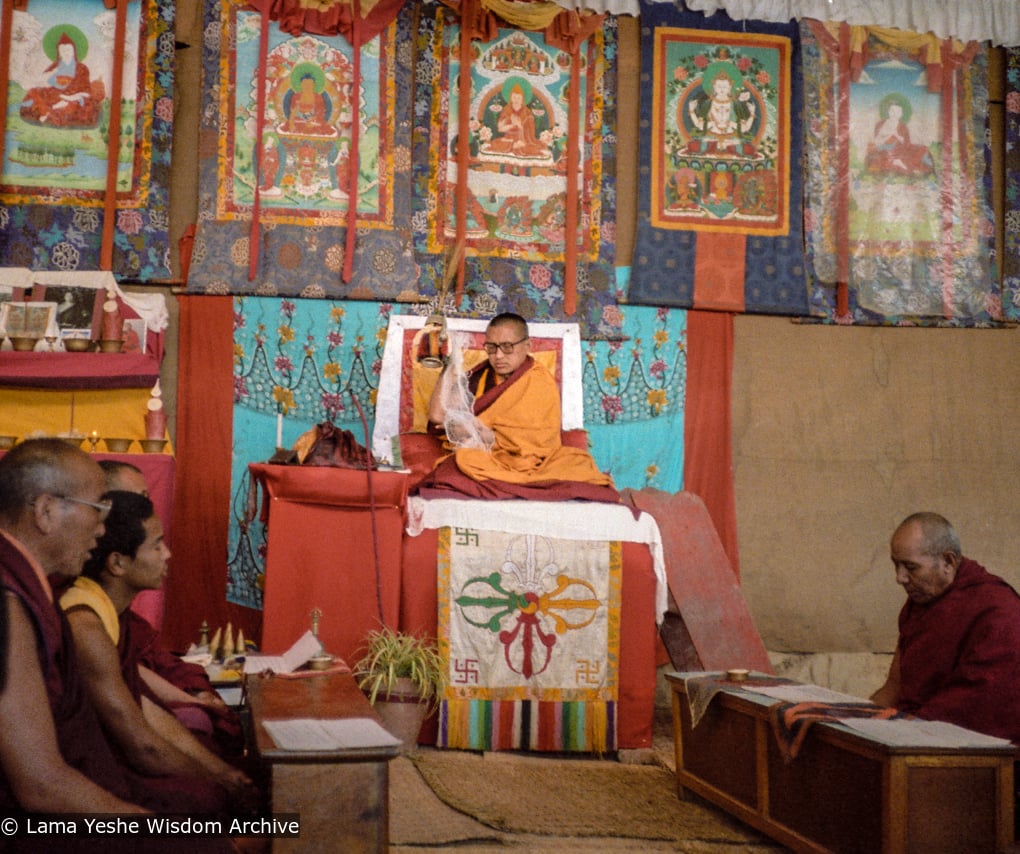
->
xmin=417 ymin=312 xmax=619 ymax=503
xmin=60 ymin=490 xmax=258 ymax=813
xmin=0 ymin=439 xmax=231 ymax=821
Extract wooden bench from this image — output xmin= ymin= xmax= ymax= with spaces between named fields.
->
xmin=666 ymin=672 xmax=1015 ymax=853
xmin=246 ymin=671 xmax=400 ymax=852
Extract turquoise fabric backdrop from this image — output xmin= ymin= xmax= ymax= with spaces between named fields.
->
xmin=226 ymin=295 xmax=685 ymax=608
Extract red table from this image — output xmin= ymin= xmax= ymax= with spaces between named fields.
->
xmin=249 ymin=463 xmax=409 ymax=667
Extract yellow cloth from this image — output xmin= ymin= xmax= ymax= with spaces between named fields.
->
xmin=453 ymin=360 xmax=612 ymax=486
xmin=0 ymin=387 xmax=172 ymax=453
xmin=59 ymin=576 xmax=119 ymax=644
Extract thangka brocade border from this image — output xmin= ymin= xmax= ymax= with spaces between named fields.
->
xmin=410 ymin=2 xmax=620 ymax=338
xmin=186 ymin=0 xmax=415 ymax=298
xmin=628 ymin=1 xmax=809 ymax=317
xmin=802 ymin=22 xmax=1000 ymax=325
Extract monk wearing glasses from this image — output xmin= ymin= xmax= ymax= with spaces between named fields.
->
xmin=424 ymin=312 xmax=617 ymax=502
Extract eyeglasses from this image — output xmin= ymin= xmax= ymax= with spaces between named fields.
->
xmin=54 ymin=495 xmax=113 ymax=519
xmin=483 ymin=337 xmax=528 ymax=355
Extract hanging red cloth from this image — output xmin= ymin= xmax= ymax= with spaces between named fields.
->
xmin=684 ymin=310 xmax=739 ymax=576
xmin=164 ymin=296 xmax=261 ymax=652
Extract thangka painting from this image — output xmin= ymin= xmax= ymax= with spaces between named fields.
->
xmin=628 ymin=1 xmax=809 ymax=316
xmin=1001 ymin=48 xmax=1020 ymax=321
xmin=802 ymin=22 xmax=999 ymax=325
xmin=186 ymin=0 xmax=415 ymax=298
xmin=412 ymin=2 xmax=620 ymax=338
xmin=0 ymin=0 xmax=174 ymax=279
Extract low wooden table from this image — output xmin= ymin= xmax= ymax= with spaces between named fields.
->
xmin=666 ymin=672 xmax=1015 ymax=853
xmin=246 ymin=671 xmax=401 ymax=853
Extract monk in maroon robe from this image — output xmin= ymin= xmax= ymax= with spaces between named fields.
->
xmin=0 ymin=440 xmax=228 ymax=820
xmin=871 ymin=512 xmax=1020 ymax=744
xmin=97 ymin=461 xmax=245 ymax=760
xmin=61 ymin=491 xmax=255 ymax=808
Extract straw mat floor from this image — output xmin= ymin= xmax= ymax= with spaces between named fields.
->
xmin=389 ymin=741 xmax=786 ymax=851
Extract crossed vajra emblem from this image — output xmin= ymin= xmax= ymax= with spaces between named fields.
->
xmin=454 ymin=535 xmax=601 ymax=678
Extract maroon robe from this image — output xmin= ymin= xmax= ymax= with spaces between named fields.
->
xmin=896 ymin=556 xmax=1020 ymax=744
xmin=0 ymin=533 xmax=227 ymax=816
xmin=122 ymin=611 xmax=244 ymax=761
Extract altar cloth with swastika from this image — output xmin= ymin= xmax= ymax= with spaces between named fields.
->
xmin=437 ymin=526 xmax=621 ymax=752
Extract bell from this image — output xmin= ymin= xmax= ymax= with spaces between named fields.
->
xmin=417 ymin=313 xmax=448 ymax=368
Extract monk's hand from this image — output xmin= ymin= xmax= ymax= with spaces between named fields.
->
xmin=221 ymin=768 xmax=259 ymax=811
xmin=192 ymin=689 xmax=229 ymax=710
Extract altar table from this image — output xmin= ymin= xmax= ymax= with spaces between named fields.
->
xmin=667 ymin=672 xmax=1015 ymax=853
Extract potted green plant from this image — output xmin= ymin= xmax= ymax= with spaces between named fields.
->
xmin=353 ymin=625 xmax=446 ymax=750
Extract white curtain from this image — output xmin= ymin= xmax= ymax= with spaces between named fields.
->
xmin=550 ymin=0 xmax=1020 ymax=46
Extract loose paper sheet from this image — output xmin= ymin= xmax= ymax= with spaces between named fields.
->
xmin=838 ymin=717 xmax=1013 ymax=749
xmin=243 ymin=630 xmax=323 ymax=675
xmin=263 ymin=718 xmax=401 ymax=751
xmin=746 ymin=684 xmax=866 ymax=704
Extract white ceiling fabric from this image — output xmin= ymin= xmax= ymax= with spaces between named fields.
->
xmin=549 ymin=0 xmax=1020 ymax=46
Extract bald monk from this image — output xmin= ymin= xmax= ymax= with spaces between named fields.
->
xmin=871 ymin=512 xmax=1020 ymax=743
xmin=0 ymin=439 xmax=228 ymax=818
xmin=421 ymin=312 xmax=618 ymax=502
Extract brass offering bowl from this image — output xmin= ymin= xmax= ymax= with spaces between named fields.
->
xmin=104 ymin=438 xmax=134 ymax=453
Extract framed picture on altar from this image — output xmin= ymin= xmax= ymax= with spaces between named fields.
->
xmin=0 ymin=301 xmax=57 ymax=339
xmin=122 ymin=317 xmax=147 ymax=354
xmin=31 ymin=283 xmax=105 ymax=340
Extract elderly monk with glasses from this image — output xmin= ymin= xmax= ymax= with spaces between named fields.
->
xmin=0 ymin=439 xmax=232 ymax=821
xmin=423 ymin=312 xmax=618 ymax=502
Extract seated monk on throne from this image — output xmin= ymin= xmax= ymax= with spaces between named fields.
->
xmin=20 ymin=31 xmax=102 ymax=128
xmin=481 ymin=80 xmax=552 ymax=162
xmin=418 ymin=312 xmax=619 ymax=503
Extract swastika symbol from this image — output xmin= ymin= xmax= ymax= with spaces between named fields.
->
xmin=454 ymin=528 xmax=479 ymax=547
xmin=575 ymin=659 xmax=602 ymax=685
xmin=454 ymin=658 xmax=480 ymax=684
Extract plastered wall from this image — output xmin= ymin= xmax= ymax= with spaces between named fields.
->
xmin=733 ymin=319 xmax=1020 ymax=662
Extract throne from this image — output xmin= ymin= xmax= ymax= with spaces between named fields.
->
xmin=251 ymin=315 xmax=666 ymax=752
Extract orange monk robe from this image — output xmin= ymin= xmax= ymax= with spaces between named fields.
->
xmin=452 ymin=358 xmax=613 ymax=487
